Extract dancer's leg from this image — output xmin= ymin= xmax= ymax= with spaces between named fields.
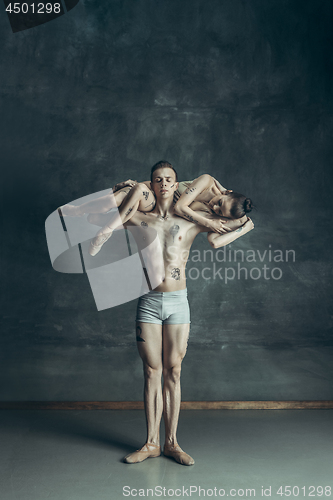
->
xmin=86 ymin=213 xmax=115 ymax=227
xmin=162 ymin=323 xmax=194 ymax=465
xmin=124 ymin=322 xmax=163 ymax=464
xmin=60 ymin=188 xmax=131 ymax=217
xmin=89 ymin=183 xmax=155 ymax=256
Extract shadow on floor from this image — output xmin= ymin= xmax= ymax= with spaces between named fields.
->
xmin=0 ymin=410 xmax=142 ymax=456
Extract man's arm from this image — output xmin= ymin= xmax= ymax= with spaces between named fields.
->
xmin=207 ymin=218 xmax=254 ymax=249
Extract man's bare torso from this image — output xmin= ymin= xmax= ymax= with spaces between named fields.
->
xmin=126 ymin=209 xmax=205 ymax=292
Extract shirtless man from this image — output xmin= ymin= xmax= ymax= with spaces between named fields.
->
xmin=116 ymin=162 xmax=254 ymax=466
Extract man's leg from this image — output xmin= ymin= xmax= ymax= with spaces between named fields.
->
xmin=162 ymin=323 xmax=194 ymax=466
xmin=124 ymin=322 xmax=163 ymax=464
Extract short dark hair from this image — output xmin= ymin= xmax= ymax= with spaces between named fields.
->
xmin=229 ymin=192 xmax=254 ymax=218
xmin=150 ymin=161 xmax=178 ymax=182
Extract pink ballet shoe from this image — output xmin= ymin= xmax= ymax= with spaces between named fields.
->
xmin=163 ymin=444 xmax=195 ymax=466
xmin=124 ymin=443 xmax=161 ymax=464
xmin=89 ymin=230 xmax=113 ymax=256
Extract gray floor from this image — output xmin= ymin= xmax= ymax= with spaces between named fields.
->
xmin=1 ymin=410 xmax=332 ymax=500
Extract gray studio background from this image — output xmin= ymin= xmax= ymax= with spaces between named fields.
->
xmin=1 ymin=0 xmax=332 ymax=401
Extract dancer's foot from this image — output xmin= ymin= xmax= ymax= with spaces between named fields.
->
xmin=163 ymin=444 xmax=195 ymax=466
xmin=124 ymin=443 xmax=161 ymax=464
xmin=89 ymin=229 xmax=113 ymax=256
xmin=59 ymin=204 xmax=82 ymax=217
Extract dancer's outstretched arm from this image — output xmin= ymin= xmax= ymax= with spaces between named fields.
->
xmin=207 ymin=218 xmax=254 ymax=249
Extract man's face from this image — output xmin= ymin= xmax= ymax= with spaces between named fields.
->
xmin=151 ymin=168 xmax=179 ymax=200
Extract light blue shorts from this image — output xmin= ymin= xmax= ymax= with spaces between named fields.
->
xmin=136 ymin=289 xmax=190 ymax=325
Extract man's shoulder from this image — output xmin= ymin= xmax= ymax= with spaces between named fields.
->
xmin=125 ymin=210 xmax=150 ymax=227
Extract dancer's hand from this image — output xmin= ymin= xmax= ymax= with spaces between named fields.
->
xmin=113 ymin=179 xmax=138 ymax=192
xmin=208 ymin=219 xmax=233 ymax=234
xmin=123 ymin=179 xmax=138 ymax=187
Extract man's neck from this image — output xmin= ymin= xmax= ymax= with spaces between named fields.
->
xmin=153 ymin=197 xmax=175 ymax=218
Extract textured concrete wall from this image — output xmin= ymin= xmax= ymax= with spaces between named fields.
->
xmin=1 ymin=0 xmax=333 ymax=401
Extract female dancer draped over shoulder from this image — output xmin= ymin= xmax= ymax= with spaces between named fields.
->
xmin=60 ymin=161 xmax=253 ymax=256
xmin=60 ymin=177 xmax=156 ymax=255
xmin=173 ymin=173 xmax=253 ymax=228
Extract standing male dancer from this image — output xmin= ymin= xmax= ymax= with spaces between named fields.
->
xmin=121 ymin=161 xmax=254 ymax=466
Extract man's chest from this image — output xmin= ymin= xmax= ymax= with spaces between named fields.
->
xmin=129 ymin=213 xmax=193 ymax=248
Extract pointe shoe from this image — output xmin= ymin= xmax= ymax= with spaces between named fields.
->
xmin=89 ymin=230 xmax=113 ymax=256
xmin=124 ymin=443 xmax=161 ymax=464
xmin=163 ymin=444 xmax=195 ymax=466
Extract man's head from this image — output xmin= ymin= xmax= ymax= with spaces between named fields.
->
xmin=150 ymin=161 xmax=178 ymax=182
xmin=209 ymin=191 xmax=253 ymax=219
xmin=150 ymin=161 xmax=179 ymax=199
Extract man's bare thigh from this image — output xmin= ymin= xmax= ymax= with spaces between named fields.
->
xmin=136 ymin=322 xmax=163 ymax=370
xmin=162 ymin=324 xmax=190 ymax=369
xmin=135 ymin=322 xmax=190 ymax=369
